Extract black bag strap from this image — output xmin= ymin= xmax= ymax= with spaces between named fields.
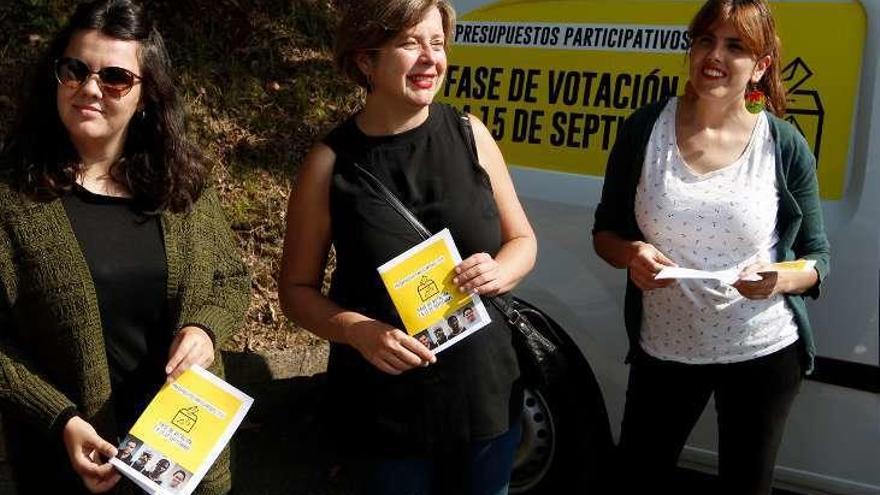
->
xmin=351 ymin=161 xmax=432 ymax=240
xmin=457 ymin=110 xmax=480 ymax=165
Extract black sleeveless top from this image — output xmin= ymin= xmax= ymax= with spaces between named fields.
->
xmin=323 ymin=103 xmax=522 ymax=456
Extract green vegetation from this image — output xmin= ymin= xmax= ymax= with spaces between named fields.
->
xmin=0 ymin=0 xmax=362 ymax=352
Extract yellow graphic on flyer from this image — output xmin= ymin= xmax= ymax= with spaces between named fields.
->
xmin=769 ymin=260 xmax=816 ymax=272
xmin=129 ymin=369 xmax=244 ymax=473
xmin=379 ymin=235 xmax=471 ymax=335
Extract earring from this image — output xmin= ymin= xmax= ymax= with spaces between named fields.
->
xmin=745 ymin=83 xmax=766 ymax=114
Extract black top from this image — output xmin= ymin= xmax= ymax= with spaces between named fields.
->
xmin=323 ymin=103 xmax=521 ymax=456
xmin=62 ymin=185 xmax=170 ymax=431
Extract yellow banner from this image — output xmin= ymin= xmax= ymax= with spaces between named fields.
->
xmin=440 ymin=1 xmax=866 ymax=200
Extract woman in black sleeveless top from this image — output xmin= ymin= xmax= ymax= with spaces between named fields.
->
xmin=279 ymin=1 xmax=537 ymax=494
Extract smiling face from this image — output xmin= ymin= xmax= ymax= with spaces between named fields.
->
xmin=170 ymin=470 xmax=186 ymax=487
xmin=57 ymin=29 xmax=142 ymax=158
xmin=688 ymin=19 xmax=770 ymax=104
xmin=359 ymin=6 xmax=447 ymax=109
xmin=463 ymin=307 xmax=476 ymax=322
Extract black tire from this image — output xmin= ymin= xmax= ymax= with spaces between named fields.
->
xmin=509 ymin=299 xmax=615 ymax=494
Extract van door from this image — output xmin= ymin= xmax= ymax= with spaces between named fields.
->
xmin=442 ymin=1 xmax=878 ymax=492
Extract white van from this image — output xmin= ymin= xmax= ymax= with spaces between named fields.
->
xmin=442 ymin=1 xmax=880 ymax=493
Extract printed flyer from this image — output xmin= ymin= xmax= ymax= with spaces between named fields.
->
xmin=655 ymin=260 xmax=817 ymax=285
xmin=110 ymin=366 xmax=253 ymax=494
xmin=378 ymin=228 xmax=492 ymax=353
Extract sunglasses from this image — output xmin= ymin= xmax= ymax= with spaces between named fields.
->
xmin=54 ymin=57 xmax=142 ymax=97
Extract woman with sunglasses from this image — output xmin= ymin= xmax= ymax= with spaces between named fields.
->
xmin=0 ymin=1 xmax=248 ymax=493
xmin=280 ymin=1 xmax=536 ymax=493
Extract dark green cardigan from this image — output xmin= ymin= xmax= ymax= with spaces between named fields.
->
xmin=0 ymin=181 xmax=250 ymax=494
xmin=593 ymin=97 xmax=831 ymax=373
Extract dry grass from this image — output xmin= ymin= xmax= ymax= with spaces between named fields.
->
xmin=0 ymin=0 xmax=363 ymax=353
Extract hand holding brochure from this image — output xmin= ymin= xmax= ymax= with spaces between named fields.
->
xmin=655 ymin=260 xmax=817 ymax=285
xmin=110 ymin=366 xmax=253 ymax=494
xmin=378 ymin=228 xmax=492 ymax=353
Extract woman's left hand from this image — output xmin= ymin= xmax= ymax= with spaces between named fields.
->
xmin=732 ymin=262 xmax=780 ymax=300
xmin=165 ymin=326 xmax=215 ymax=382
xmin=453 ymin=252 xmax=505 ymax=296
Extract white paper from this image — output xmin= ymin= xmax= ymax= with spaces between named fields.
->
xmin=654 ymin=266 xmax=762 ymax=285
xmin=655 ymin=259 xmax=817 ymax=285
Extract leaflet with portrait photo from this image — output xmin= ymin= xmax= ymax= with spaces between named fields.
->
xmin=109 ymin=366 xmax=253 ymax=495
xmin=378 ymin=228 xmax=492 ymax=354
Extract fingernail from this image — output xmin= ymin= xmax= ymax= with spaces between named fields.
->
xmin=455 ymin=267 xmax=461 ymax=274
xmin=452 ymin=277 xmax=459 ymax=284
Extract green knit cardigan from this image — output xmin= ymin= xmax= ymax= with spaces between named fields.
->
xmin=0 ymin=181 xmax=250 ymax=494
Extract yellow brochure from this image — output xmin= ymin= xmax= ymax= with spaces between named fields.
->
xmin=378 ymin=228 xmax=492 ymax=353
xmin=109 ymin=365 xmax=253 ymax=494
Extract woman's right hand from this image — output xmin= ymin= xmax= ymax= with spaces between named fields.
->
xmin=62 ymin=416 xmax=120 ymax=493
xmin=627 ymin=241 xmax=677 ymax=291
xmin=345 ymin=319 xmax=437 ymax=375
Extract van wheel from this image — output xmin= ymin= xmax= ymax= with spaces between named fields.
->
xmin=510 ymin=387 xmax=555 ymax=491
xmin=509 ymin=300 xmax=614 ymax=494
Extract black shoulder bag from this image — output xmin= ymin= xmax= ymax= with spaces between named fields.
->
xmin=348 ymin=111 xmax=560 ymax=388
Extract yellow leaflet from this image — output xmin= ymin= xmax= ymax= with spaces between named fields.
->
xmin=129 ymin=368 xmax=246 ymax=473
xmin=378 ymin=229 xmax=473 ymax=335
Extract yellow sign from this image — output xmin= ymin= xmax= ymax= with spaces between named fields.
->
xmin=439 ymin=0 xmax=866 ymax=200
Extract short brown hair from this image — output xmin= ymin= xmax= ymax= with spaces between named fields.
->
xmin=335 ymin=0 xmax=455 ymax=89
xmin=689 ymin=0 xmax=786 ymax=116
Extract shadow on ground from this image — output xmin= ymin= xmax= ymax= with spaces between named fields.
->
xmin=223 ymin=351 xmax=358 ymax=495
xmin=0 ymin=351 xmax=799 ymax=494
xmin=217 ymin=352 xmax=802 ymax=495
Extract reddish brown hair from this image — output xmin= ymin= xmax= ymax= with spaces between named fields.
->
xmin=689 ymin=0 xmax=786 ymax=116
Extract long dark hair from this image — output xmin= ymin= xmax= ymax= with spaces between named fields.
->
xmin=1 ymin=0 xmax=206 ymax=213
xmin=689 ymin=0 xmax=786 ymax=116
